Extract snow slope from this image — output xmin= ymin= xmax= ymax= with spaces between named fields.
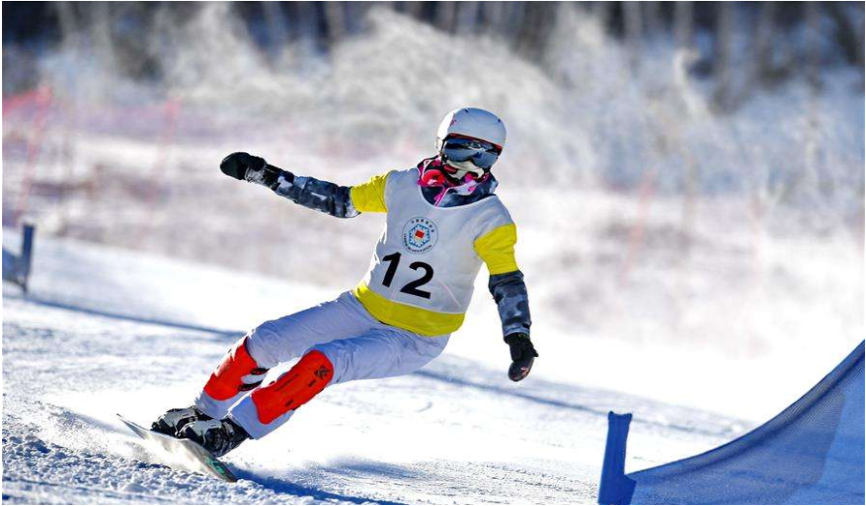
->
xmin=2 ymin=232 xmax=743 ymax=504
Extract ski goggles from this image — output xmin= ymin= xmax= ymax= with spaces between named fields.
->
xmin=440 ymin=136 xmax=501 ymax=170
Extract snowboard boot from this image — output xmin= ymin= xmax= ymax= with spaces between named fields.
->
xmin=151 ymin=406 xmax=212 ymax=437
xmin=180 ymin=417 xmax=249 ymax=458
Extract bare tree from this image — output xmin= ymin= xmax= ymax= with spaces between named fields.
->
xmin=92 ymin=2 xmax=116 ymax=70
xmin=504 ymin=2 xmax=527 ymax=49
xmin=823 ymin=2 xmax=865 ymax=70
xmin=296 ymin=2 xmax=317 ymax=41
xmin=262 ymin=2 xmax=290 ymax=55
xmin=712 ymin=2 xmax=734 ymax=111
xmin=674 ymin=1 xmax=693 ymax=50
xmin=482 ymin=1 xmax=507 ymax=38
xmin=591 ymin=1 xmax=612 ymax=31
xmin=55 ymin=2 xmax=80 ymax=49
xmin=455 ymin=2 xmax=480 ymax=34
xmin=805 ymin=1 xmax=822 ymax=91
xmin=514 ymin=3 xmax=557 ymax=62
xmin=324 ymin=2 xmax=347 ymax=43
xmin=857 ymin=9 xmax=866 ymax=88
xmin=623 ymin=1 xmax=643 ymax=71
xmin=753 ymin=2 xmax=782 ymax=85
xmin=404 ymin=1 xmax=425 ymax=20
xmin=436 ymin=2 xmax=457 ymax=33
xmin=644 ymin=1 xmax=662 ymax=39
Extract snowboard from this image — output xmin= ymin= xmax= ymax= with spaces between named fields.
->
xmin=117 ymin=414 xmax=237 ymax=482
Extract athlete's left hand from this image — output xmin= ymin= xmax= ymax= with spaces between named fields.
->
xmin=504 ymin=333 xmax=537 ymax=382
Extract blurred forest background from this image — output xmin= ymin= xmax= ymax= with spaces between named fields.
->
xmin=4 ymin=3 xmax=865 ymax=93
xmin=2 ymin=2 xmax=864 ymax=359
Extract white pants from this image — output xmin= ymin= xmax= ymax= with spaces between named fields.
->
xmin=196 ymin=291 xmax=450 ymax=438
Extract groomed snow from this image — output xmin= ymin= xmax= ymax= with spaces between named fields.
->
xmin=3 ymin=232 xmax=743 ymax=504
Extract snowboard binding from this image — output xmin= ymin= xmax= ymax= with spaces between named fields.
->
xmin=180 ymin=418 xmax=249 ymax=458
xmin=151 ymin=406 xmax=212 ymax=437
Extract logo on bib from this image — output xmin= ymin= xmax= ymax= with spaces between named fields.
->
xmin=402 ymin=217 xmax=438 ymax=254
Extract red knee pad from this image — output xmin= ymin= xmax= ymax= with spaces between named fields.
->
xmin=251 ymin=350 xmax=334 ymax=425
xmin=203 ymin=336 xmax=269 ymax=401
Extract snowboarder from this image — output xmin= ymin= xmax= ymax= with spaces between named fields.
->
xmin=153 ymin=108 xmax=537 ymax=458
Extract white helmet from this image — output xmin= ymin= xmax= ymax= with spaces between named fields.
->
xmin=436 ymin=108 xmax=507 ymax=151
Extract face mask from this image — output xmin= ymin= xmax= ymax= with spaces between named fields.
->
xmin=418 ymin=157 xmax=487 ymax=188
xmin=417 ymin=157 xmax=491 ymax=206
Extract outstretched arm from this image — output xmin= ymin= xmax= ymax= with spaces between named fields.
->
xmin=221 ymin=152 xmax=382 ymax=219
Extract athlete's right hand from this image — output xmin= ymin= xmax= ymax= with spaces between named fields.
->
xmin=505 ymin=333 xmax=538 ymax=382
xmin=220 ymin=152 xmax=267 ymax=181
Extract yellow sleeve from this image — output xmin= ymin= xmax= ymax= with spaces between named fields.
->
xmin=349 ymin=171 xmax=391 ymax=213
xmin=474 ymin=223 xmax=519 ymax=275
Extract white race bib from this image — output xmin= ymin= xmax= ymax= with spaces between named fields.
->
xmin=360 ymin=169 xmax=513 ymax=315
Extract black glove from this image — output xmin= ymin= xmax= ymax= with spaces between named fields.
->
xmin=220 ymin=153 xmax=268 ymax=181
xmin=504 ymin=332 xmax=538 ymax=382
